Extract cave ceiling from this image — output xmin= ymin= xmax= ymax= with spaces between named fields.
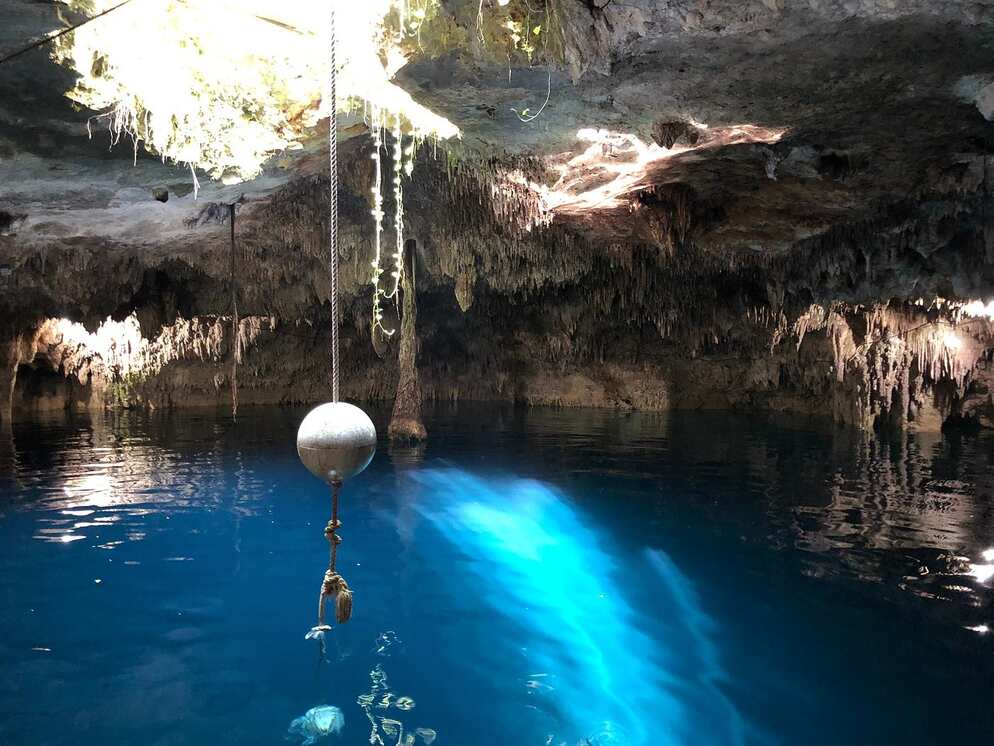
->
xmin=2 ymin=0 xmax=994 ymax=290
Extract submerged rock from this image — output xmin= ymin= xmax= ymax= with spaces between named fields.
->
xmin=287 ymin=705 xmax=344 ymax=745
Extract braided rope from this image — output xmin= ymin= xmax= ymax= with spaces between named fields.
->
xmin=328 ymin=0 xmax=340 ymax=402
xmin=304 ymin=0 xmax=353 ymax=645
xmin=314 ymin=482 xmax=351 ymax=629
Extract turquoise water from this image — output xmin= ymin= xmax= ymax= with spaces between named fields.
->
xmin=1 ymin=406 xmax=992 ymax=745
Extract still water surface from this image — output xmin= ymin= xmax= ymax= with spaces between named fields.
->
xmin=0 ymin=406 xmax=992 ymax=745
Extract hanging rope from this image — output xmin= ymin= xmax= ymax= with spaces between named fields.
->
xmin=321 ymin=0 xmax=352 ymax=627
xmin=328 ymin=0 xmax=340 ymax=404
xmin=304 ymin=0 xmax=351 ymax=644
xmin=319 ymin=482 xmax=352 ymax=625
xmin=307 ymin=481 xmax=353 ymax=641
xmin=228 ymin=202 xmax=239 ymax=418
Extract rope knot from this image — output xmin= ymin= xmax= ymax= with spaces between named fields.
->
xmin=321 ymin=570 xmax=347 ymax=596
xmin=311 ymin=473 xmax=353 ymax=635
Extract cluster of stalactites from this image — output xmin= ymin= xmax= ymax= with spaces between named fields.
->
xmin=790 ymin=301 xmax=994 ymax=427
xmin=257 ymin=147 xmax=577 ymax=311
xmin=33 ymin=314 xmax=275 ymax=402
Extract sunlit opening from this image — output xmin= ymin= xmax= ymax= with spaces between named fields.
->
xmin=960 ymin=299 xmax=994 ymax=320
xmin=53 ymin=0 xmax=460 ymax=182
xmin=970 ymin=563 xmax=994 ymax=583
xmin=528 ymin=123 xmax=788 ymax=215
xmin=942 ymin=331 xmax=963 ymax=350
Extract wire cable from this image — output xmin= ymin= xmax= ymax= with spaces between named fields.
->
xmin=0 ymin=0 xmax=138 ymax=67
xmin=328 ymin=0 xmax=340 ymax=402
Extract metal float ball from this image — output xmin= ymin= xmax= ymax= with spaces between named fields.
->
xmin=297 ymin=402 xmax=377 ymax=484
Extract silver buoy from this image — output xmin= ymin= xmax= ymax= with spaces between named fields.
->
xmin=297 ymin=402 xmax=377 ymax=485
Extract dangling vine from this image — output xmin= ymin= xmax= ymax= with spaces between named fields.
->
xmin=371 ymin=110 xmax=417 ymax=334
xmin=385 ymin=113 xmax=408 ymax=302
xmin=369 ymin=108 xmax=388 ymax=335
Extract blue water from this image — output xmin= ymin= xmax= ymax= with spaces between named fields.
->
xmin=1 ymin=406 xmax=992 ymax=745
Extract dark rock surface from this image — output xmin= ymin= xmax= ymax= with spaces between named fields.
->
xmin=2 ymin=0 xmax=994 ymax=431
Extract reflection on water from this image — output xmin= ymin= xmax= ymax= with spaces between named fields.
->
xmin=0 ymin=405 xmax=993 ymax=745
xmin=356 ymin=663 xmax=434 ymax=746
xmin=1 ymin=410 xmax=269 ymax=549
xmin=5 ymin=407 xmax=993 ymax=586
xmin=780 ymin=432 xmax=994 ymax=599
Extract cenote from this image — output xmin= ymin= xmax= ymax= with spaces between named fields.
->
xmin=1 ymin=406 xmax=993 ymax=745
xmin=4 ymin=1 xmax=994 ymax=744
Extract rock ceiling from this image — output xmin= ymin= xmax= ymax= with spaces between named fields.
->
xmin=2 ymin=0 xmax=994 ymax=256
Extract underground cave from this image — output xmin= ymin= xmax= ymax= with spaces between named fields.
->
xmin=1 ymin=1 xmax=994 ymax=744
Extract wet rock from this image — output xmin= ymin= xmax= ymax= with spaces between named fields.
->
xmin=650 ymin=121 xmax=701 ymax=149
xmin=0 ymin=210 xmax=26 ymax=235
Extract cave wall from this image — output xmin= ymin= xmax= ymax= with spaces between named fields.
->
xmin=4 ymin=0 xmax=994 ymax=432
xmin=2 ymin=141 xmax=994 ymax=431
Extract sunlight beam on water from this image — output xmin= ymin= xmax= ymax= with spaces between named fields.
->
xmin=644 ymin=550 xmax=749 ymax=746
xmin=411 ymin=469 xmax=752 ymax=746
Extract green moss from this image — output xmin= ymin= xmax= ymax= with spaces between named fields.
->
xmin=394 ymin=0 xmax=565 ymax=68
xmin=107 ymin=369 xmax=144 ymax=408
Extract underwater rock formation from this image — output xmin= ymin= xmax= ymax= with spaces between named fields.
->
xmin=287 ymin=705 xmax=344 ymax=745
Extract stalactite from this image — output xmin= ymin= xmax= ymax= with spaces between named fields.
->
xmin=788 ymin=301 xmax=994 ymax=429
xmin=28 ymin=314 xmax=275 ymax=409
xmin=229 ymin=202 xmax=240 ymax=418
xmin=0 ymin=327 xmax=36 ymax=425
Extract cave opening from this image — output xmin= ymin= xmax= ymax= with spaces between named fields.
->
xmin=2 ymin=2 xmax=994 ymax=745
xmin=12 ymin=358 xmax=79 ymax=413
